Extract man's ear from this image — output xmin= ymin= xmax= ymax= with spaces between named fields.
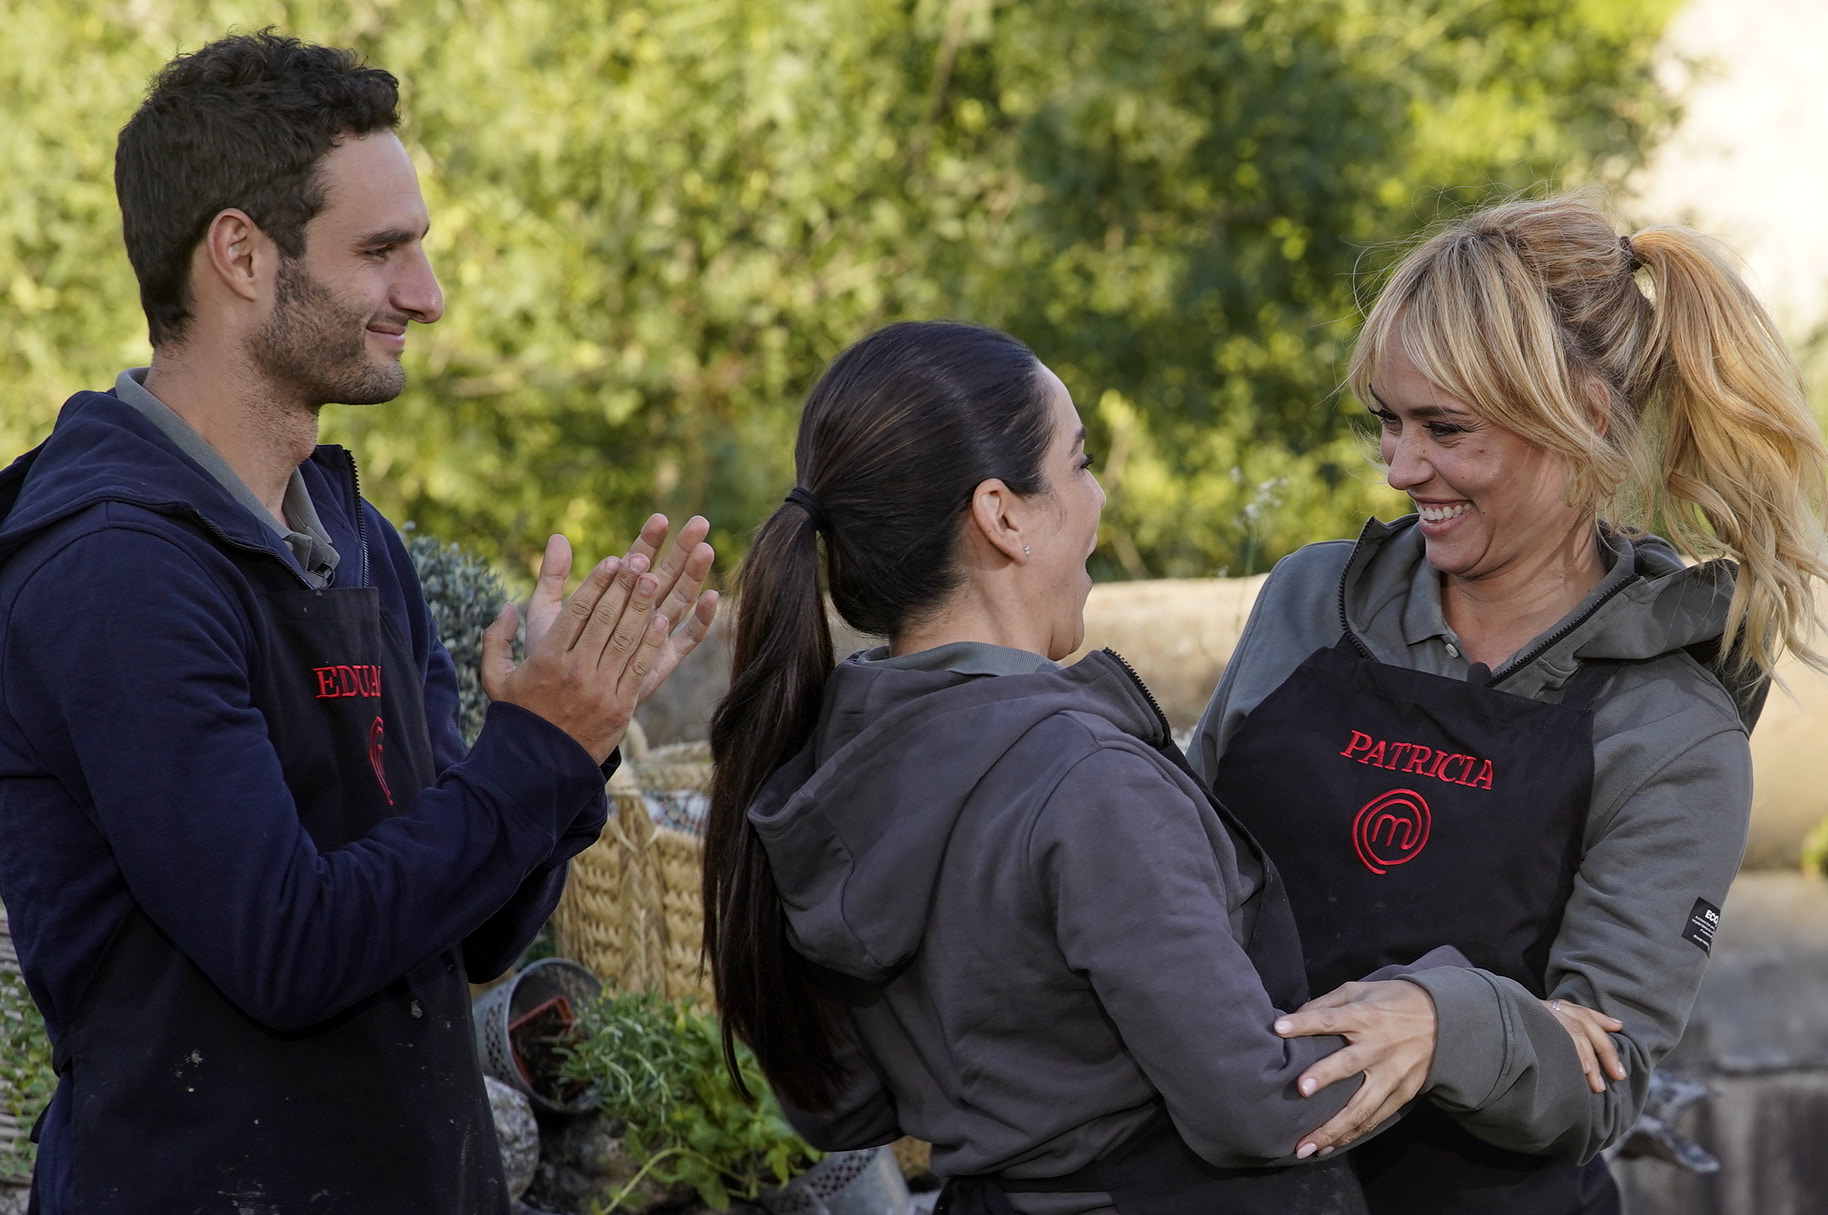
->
xmin=967 ymin=478 xmax=1028 ymax=563
xmin=198 ymin=208 xmax=269 ymax=304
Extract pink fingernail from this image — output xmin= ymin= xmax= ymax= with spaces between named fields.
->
xmin=1296 ymin=1144 xmax=1316 ymax=1160
xmin=1274 ymin=1019 xmax=1292 ymax=1035
xmin=1300 ymin=1078 xmax=1316 ymax=1096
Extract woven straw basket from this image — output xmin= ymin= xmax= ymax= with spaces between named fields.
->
xmin=549 ymin=722 xmax=715 ymax=1007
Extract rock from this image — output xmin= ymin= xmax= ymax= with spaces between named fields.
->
xmin=1662 ymin=873 xmax=1828 ymax=1076
xmin=486 ymin=1074 xmax=540 ymax=1199
xmin=522 ymin=1112 xmax=694 ymax=1215
xmin=1612 ymin=872 xmax=1828 ymax=1214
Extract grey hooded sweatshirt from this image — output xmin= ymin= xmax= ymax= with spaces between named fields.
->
xmin=751 ymin=644 xmax=1363 ymax=1197
xmin=1190 ymin=517 xmax=1759 ymax=1164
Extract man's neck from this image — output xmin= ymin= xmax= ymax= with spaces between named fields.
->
xmin=143 ymin=348 xmax=319 ymax=524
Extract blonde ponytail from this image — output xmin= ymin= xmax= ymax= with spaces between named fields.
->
xmin=1352 ymin=193 xmax=1828 ymax=677
xmin=1626 ymin=227 xmax=1828 ymax=674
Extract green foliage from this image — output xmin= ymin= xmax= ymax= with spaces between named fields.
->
xmin=560 ymin=991 xmax=818 ymax=1209
xmin=405 ymin=532 xmax=513 ymax=745
xmin=0 ymin=0 xmax=1680 ymax=582
xmin=1803 ymin=815 xmax=1828 ymax=879
xmin=0 ymin=963 xmax=54 ymax=1179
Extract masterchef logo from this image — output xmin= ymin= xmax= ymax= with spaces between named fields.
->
xmin=1353 ymin=789 xmax=1431 ymax=874
xmin=1338 ymin=730 xmax=1494 ymax=791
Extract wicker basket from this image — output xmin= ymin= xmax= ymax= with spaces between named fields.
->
xmin=550 ymin=723 xmax=715 ymax=1006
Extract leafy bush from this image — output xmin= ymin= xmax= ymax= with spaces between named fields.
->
xmin=1803 ymin=816 xmax=1828 ymax=878
xmin=0 ymin=963 xmax=53 ymax=1180
xmin=559 ymin=991 xmax=818 ymax=1209
xmin=1 ymin=0 xmax=1680 ymax=583
xmin=406 ymin=533 xmax=514 ymax=746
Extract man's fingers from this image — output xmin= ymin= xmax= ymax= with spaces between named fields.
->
xmin=525 ymin=535 xmax=573 ymax=649
xmin=584 ymin=563 xmax=659 ymax=670
xmin=616 ymin=610 xmax=672 ymax=703
xmin=480 ymin=603 xmax=520 ymax=700
xmin=678 ymin=588 xmax=719 ymax=646
xmin=649 ymin=516 xmax=711 ymax=600
xmin=563 ymin=553 xmax=639 ymax=659
xmin=636 ymin=589 xmax=721 ymax=708
xmin=549 ymin=556 xmax=621 ymax=653
xmin=622 ymin=512 xmax=672 ymax=571
xmin=533 ymin=534 xmax=572 ymax=601
xmin=655 ymin=540 xmax=715 ymax=629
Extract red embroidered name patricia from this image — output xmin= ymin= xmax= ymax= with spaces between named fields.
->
xmin=1339 ymin=730 xmax=1494 ymax=791
xmin=312 ymin=664 xmax=383 ymax=700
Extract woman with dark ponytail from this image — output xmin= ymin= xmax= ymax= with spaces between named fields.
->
xmin=1191 ymin=194 xmax=1828 ymax=1215
xmin=704 ymin=321 xmax=1454 ymax=1214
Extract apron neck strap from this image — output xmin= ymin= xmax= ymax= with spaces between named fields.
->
xmin=1559 ymin=661 xmax=1621 ymax=710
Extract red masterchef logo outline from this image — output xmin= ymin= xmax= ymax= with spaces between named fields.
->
xmin=1353 ymin=788 xmax=1431 ymax=874
xmin=369 ymin=716 xmax=395 ymax=807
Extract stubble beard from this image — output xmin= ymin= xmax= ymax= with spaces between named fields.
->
xmin=251 ymin=256 xmax=407 ymax=408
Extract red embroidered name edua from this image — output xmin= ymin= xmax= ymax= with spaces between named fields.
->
xmin=312 ymin=664 xmax=383 ymax=700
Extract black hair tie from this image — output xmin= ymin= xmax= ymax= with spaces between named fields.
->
xmin=1619 ymin=233 xmax=1643 ymax=273
xmin=784 ymin=486 xmax=831 ymax=534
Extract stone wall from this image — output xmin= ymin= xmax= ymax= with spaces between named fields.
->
xmin=1612 ymin=873 xmax=1828 ymax=1215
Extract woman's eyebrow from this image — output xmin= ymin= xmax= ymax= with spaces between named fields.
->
xmin=1368 ymin=387 xmax=1471 ymax=420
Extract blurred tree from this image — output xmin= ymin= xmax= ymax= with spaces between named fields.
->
xmin=0 ymin=0 xmax=1679 ymax=582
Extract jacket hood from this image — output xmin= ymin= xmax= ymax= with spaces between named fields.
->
xmin=747 ymin=649 xmax=1168 ymax=983
xmin=0 ymin=390 xmax=348 ymax=577
xmin=1343 ymin=515 xmax=1765 ymax=725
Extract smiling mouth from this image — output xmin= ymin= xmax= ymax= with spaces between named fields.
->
xmin=1416 ymin=502 xmax=1470 ymax=523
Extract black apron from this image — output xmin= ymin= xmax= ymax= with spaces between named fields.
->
xmin=939 ymin=688 xmax=1367 ymax=1215
xmin=1210 ymin=638 xmax=1620 ymax=1215
xmin=39 ymin=539 xmax=506 ymax=1211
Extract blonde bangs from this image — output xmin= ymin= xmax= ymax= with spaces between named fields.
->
xmin=1352 ymin=229 xmax=1620 ymax=512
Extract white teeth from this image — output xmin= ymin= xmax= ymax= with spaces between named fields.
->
xmin=1417 ymin=503 xmax=1470 ymax=523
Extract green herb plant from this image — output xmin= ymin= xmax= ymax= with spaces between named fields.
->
xmin=559 ymin=991 xmax=819 ymax=1211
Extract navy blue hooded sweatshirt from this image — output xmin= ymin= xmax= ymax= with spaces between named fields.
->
xmin=0 ymin=389 xmax=610 ymax=1205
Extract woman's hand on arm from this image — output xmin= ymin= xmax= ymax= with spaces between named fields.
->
xmin=1274 ymin=979 xmax=1438 ymax=1157
xmin=1544 ymin=998 xmax=1626 ymax=1094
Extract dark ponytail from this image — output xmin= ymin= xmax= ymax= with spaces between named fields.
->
xmin=705 ymin=321 xmax=1054 ymax=1111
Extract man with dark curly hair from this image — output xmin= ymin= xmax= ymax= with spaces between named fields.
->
xmin=0 ymin=31 xmax=715 ymax=1212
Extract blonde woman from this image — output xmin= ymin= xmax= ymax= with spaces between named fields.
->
xmin=1189 ymin=194 xmax=1828 ymax=1215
